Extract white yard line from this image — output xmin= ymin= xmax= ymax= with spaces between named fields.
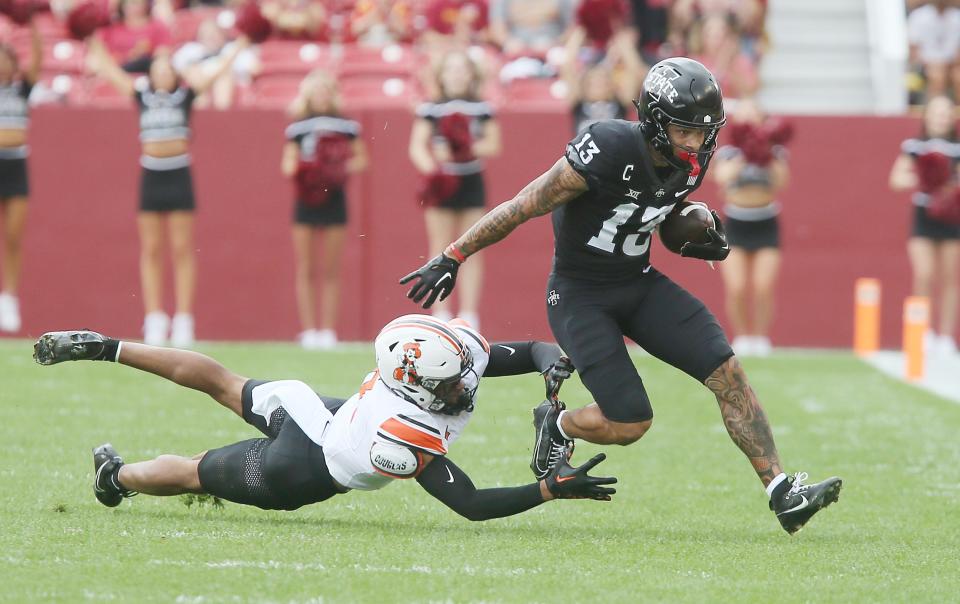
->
xmin=862 ymin=350 xmax=960 ymax=404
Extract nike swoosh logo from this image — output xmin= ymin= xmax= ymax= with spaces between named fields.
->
xmin=779 ymin=494 xmax=809 ymax=515
xmin=445 ymin=465 xmax=455 ymax=483
xmin=674 ymin=189 xmax=689 ymax=198
xmin=497 ymin=345 xmax=516 ymax=356
xmin=555 ymin=475 xmax=575 ymax=483
xmin=435 ymin=273 xmax=452 ymax=287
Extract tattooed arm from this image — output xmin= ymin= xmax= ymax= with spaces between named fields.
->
xmin=450 ymin=157 xmax=588 ymax=258
xmin=705 ymin=356 xmax=784 ymax=486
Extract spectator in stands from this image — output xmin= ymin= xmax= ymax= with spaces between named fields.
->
xmin=350 ymin=0 xmax=415 ymax=47
xmin=889 ymin=95 xmax=960 ymax=356
xmin=86 ymin=34 xmax=251 ymax=346
xmin=409 ymin=50 xmax=500 ymax=328
xmin=907 ymin=0 xmax=960 ymax=103
xmin=687 ymin=12 xmax=758 ymax=100
xmin=0 ymin=18 xmax=40 ymax=333
xmin=628 ymin=0 xmax=670 ymax=63
xmin=422 ymin=0 xmax=489 ymax=49
xmin=172 ymin=18 xmax=260 ymax=108
xmin=282 ymin=69 xmax=368 ymax=350
xmin=711 ymin=99 xmax=791 ymax=357
xmin=99 ymin=0 xmax=173 ymax=72
xmin=490 ymin=0 xmax=573 ymax=56
xmin=261 ymin=0 xmax=327 ymax=40
xmin=562 ymin=27 xmax=644 ymax=135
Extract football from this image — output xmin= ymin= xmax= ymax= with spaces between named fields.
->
xmin=658 ymin=201 xmax=715 ymax=254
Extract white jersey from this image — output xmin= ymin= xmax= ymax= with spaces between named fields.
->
xmin=246 ymin=323 xmax=491 ymax=492
xmin=323 ymin=323 xmax=490 ymax=490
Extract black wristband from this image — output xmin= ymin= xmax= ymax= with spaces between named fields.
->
xmin=93 ymin=339 xmax=120 ymax=362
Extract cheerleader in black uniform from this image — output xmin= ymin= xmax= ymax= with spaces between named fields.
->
xmin=889 ymin=95 xmax=960 ymax=356
xmin=0 ymin=18 xmax=40 ymax=333
xmin=408 ymin=50 xmax=500 ymax=328
xmin=282 ymin=70 xmax=368 ymax=350
xmin=86 ymin=35 xmax=250 ymax=347
xmin=711 ymin=99 xmax=790 ymax=357
xmin=561 ymin=27 xmax=643 ymax=135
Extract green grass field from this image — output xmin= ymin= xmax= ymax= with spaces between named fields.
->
xmin=3 ymin=340 xmax=959 ymax=603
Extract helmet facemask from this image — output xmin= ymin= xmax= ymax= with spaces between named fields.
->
xmin=637 ymin=101 xmax=725 ymax=173
xmin=419 ymin=350 xmax=479 ymax=415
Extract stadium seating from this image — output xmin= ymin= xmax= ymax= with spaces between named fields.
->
xmin=258 ymin=40 xmax=334 ymax=76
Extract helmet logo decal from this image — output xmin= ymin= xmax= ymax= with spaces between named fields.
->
xmin=393 ymin=342 xmax=422 ymax=385
xmin=645 ymin=68 xmax=680 ymax=104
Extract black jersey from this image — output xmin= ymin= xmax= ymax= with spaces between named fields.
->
xmin=0 ymin=80 xmax=32 ymax=129
xmin=572 ymin=100 xmax=628 ymax=135
xmin=135 ymin=86 xmax=196 ymax=143
xmin=554 ymin=119 xmax=707 ymax=281
xmin=285 ymin=114 xmax=360 ymax=160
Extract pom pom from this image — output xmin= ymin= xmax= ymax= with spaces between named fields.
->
xmin=6 ymin=0 xmax=36 ymax=25
xmin=914 ymin=151 xmax=953 ymax=193
xmin=927 ymin=188 xmax=960 ymax=225
xmin=576 ymin=0 xmax=627 ymax=47
xmin=418 ymin=172 xmax=460 ymax=207
xmin=235 ymin=1 xmax=272 ymax=44
xmin=66 ymin=1 xmax=110 ymax=40
xmin=762 ymin=118 xmax=794 ymax=146
xmin=438 ymin=112 xmax=474 ymax=162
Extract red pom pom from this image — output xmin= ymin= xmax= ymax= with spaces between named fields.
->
xmin=418 ymin=172 xmax=461 ymax=207
xmin=438 ymin=113 xmax=474 ymax=162
xmin=576 ymin=0 xmax=627 ymax=47
xmin=235 ymin=2 xmax=272 ymax=44
xmin=294 ymin=134 xmax=354 ymax=205
xmin=927 ymin=188 xmax=960 ymax=225
xmin=6 ymin=0 xmax=36 ymax=25
xmin=914 ymin=152 xmax=953 ymax=193
xmin=762 ymin=118 xmax=795 ymax=146
xmin=726 ymin=122 xmax=756 ymax=149
xmin=66 ymin=1 xmax=110 ymax=40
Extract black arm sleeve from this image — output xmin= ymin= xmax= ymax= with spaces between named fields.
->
xmin=416 ymin=457 xmax=545 ymax=521
xmin=484 ymin=341 xmax=564 ymax=377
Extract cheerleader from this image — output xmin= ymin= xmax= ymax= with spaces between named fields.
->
xmin=409 ymin=50 xmax=501 ymax=327
xmin=282 ymin=70 xmax=368 ymax=349
xmin=87 ymin=34 xmax=250 ymax=346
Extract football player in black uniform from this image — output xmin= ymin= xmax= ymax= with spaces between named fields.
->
xmin=401 ymin=58 xmax=842 ymax=534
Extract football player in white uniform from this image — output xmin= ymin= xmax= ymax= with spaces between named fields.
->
xmin=33 ymin=314 xmax=616 ymax=519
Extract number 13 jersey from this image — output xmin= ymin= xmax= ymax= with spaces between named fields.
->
xmin=554 ymin=119 xmax=707 ymax=281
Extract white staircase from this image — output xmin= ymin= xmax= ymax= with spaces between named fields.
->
xmin=759 ymin=0 xmax=907 ymax=115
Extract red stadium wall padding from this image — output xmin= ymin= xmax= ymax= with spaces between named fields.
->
xmin=12 ymin=107 xmax=927 ymax=349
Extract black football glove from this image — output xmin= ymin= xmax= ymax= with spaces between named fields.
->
xmin=543 ymin=356 xmax=574 ymax=401
xmin=680 ymin=210 xmax=730 ymax=261
xmin=399 ymin=253 xmax=461 ymax=308
xmin=544 ymin=453 xmax=617 ymax=501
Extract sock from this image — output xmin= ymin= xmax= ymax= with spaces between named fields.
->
xmin=766 ymin=472 xmax=788 ymax=500
xmin=556 ymin=410 xmax=572 ymax=440
xmin=93 ymin=339 xmax=121 ymax=362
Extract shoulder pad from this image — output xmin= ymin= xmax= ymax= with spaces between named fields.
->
xmin=370 ymin=440 xmax=424 ymax=479
xmin=565 ymin=120 xmax=637 ymax=185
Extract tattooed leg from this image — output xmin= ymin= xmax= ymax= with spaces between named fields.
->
xmin=704 ymin=356 xmax=783 ymax=486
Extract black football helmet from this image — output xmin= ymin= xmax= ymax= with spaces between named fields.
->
xmin=635 ymin=57 xmax=726 ymax=172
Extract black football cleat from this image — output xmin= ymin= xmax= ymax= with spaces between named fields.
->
xmin=34 ymin=331 xmax=110 ymax=366
xmin=530 ymin=399 xmax=575 ymax=479
xmin=93 ymin=443 xmax=135 ymax=508
xmin=770 ymin=472 xmax=842 ymax=534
